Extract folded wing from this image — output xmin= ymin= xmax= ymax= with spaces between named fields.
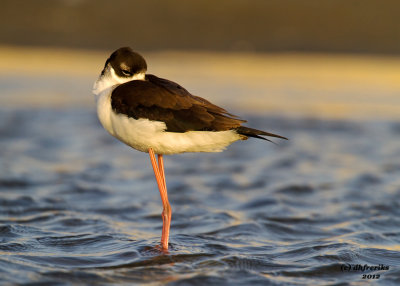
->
xmin=111 ymin=74 xmax=246 ymax=132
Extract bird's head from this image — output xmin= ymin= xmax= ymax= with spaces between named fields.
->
xmin=93 ymin=47 xmax=147 ymax=95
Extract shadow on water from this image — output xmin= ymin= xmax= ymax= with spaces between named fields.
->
xmin=0 ymin=109 xmax=400 ymax=285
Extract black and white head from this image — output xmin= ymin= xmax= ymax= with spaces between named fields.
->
xmin=93 ymin=47 xmax=147 ymax=95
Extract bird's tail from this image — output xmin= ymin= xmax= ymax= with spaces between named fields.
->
xmin=236 ymin=126 xmax=288 ymax=143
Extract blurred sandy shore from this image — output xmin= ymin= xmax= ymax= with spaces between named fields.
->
xmin=1 ymin=45 xmax=399 ymax=120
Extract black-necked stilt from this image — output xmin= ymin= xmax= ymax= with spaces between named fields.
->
xmin=93 ymin=47 xmax=287 ymax=250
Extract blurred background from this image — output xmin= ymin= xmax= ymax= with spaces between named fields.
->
xmin=1 ymin=1 xmax=400 ymax=285
xmin=1 ymin=0 xmax=400 ymax=53
xmin=0 ymin=0 xmax=399 ymax=119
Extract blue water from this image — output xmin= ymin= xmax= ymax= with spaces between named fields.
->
xmin=0 ymin=108 xmax=399 ymax=285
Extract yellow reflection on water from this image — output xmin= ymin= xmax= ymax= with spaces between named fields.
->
xmin=0 ymin=45 xmax=399 ymax=121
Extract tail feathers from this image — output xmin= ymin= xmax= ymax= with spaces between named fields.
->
xmin=236 ymin=126 xmax=288 ymax=143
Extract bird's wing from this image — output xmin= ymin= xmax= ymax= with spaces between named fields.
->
xmin=111 ymin=74 xmax=246 ymax=132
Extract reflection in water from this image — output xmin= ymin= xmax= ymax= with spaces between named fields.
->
xmin=1 ymin=46 xmax=400 ymax=120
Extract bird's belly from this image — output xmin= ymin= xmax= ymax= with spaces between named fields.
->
xmin=109 ymin=112 xmax=242 ymax=154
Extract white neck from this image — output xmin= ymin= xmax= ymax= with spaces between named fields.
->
xmin=93 ymin=66 xmax=145 ymax=95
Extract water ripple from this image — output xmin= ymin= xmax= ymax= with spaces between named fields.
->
xmin=0 ymin=109 xmax=399 ymax=285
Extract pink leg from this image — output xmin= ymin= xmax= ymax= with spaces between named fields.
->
xmin=158 ymin=154 xmax=167 ymax=190
xmin=148 ymin=148 xmax=171 ymax=250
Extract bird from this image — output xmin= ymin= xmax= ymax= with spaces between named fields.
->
xmin=93 ymin=47 xmax=287 ymax=251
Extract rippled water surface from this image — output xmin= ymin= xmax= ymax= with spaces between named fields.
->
xmin=1 ymin=108 xmax=399 ymax=285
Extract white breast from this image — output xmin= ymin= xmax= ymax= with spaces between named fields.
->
xmin=95 ymin=89 xmax=242 ymax=155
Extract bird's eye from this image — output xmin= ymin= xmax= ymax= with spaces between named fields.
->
xmin=121 ymin=69 xmax=133 ymax=76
